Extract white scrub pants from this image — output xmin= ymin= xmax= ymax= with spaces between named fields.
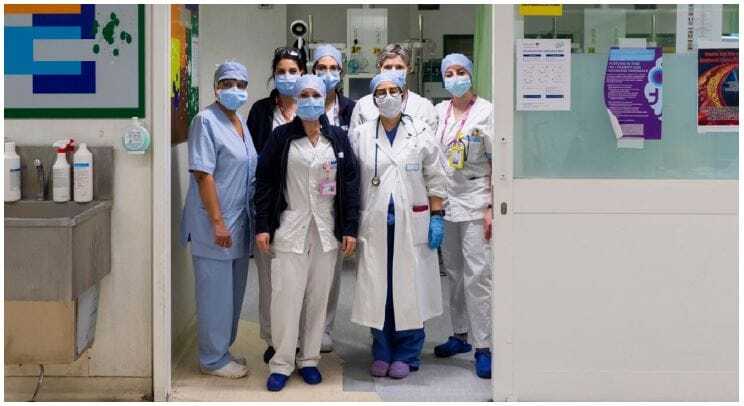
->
xmin=324 ymin=250 xmax=346 ymax=335
xmin=255 ymin=249 xmax=273 ymax=346
xmin=259 ymin=239 xmax=342 ymax=345
xmin=192 ymin=255 xmax=249 ymax=370
xmin=441 ymin=219 xmax=492 ymax=349
xmin=269 ymin=224 xmax=338 ymax=375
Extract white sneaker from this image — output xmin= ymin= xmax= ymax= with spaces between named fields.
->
xmin=321 ymin=332 xmax=334 ymax=353
xmin=200 ymin=361 xmax=249 ymax=379
xmin=232 ymin=355 xmax=247 ymax=366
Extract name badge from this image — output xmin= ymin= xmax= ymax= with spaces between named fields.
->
xmin=405 ymin=162 xmax=420 ymax=171
xmin=324 ymin=160 xmax=337 ymax=170
xmin=319 ymin=180 xmax=337 ymax=196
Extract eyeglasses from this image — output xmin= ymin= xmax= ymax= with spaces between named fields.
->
xmin=373 ymin=87 xmax=402 ymax=98
xmin=274 ymin=47 xmax=301 ymax=59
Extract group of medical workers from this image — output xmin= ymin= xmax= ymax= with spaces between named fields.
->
xmin=180 ymin=42 xmax=494 ymax=392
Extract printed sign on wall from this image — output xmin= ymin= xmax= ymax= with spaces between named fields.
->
xmin=516 ymin=39 xmax=571 ymax=111
xmin=604 ymin=47 xmax=663 ymax=140
xmin=697 ymin=46 xmax=739 ymax=133
xmin=4 ymin=4 xmax=145 ymax=118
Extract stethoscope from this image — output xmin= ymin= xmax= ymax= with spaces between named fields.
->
xmin=371 ymin=113 xmax=417 ymax=187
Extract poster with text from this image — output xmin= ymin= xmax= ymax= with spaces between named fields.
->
xmin=516 ymin=39 xmax=571 ymax=111
xmin=604 ymin=47 xmax=663 ymax=140
xmin=697 ymin=47 xmax=738 ymax=133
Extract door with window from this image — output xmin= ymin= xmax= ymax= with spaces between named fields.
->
xmin=490 ymin=4 xmax=738 ymax=401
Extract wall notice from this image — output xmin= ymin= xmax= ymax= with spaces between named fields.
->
xmin=604 ymin=47 xmax=663 ymax=140
xmin=697 ymin=47 xmax=739 ymax=133
xmin=516 ymin=39 xmax=571 ymax=111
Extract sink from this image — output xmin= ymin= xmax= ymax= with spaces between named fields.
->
xmin=4 ymin=200 xmax=112 ymax=301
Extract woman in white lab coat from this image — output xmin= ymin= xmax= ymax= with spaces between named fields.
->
xmin=433 ymin=53 xmax=494 ymax=379
xmin=349 ymin=71 xmax=448 ymax=379
xmin=254 ymin=75 xmax=360 ymax=392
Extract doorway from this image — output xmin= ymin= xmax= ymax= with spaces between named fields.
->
xmin=160 ymin=3 xmax=496 ymax=402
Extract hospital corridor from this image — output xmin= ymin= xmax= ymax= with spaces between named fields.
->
xmin=170 ymin=260 xmax=492 ymax=402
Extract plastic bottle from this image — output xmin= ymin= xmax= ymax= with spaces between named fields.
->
xmin=122 ymin=117 xmax=151 ymax=154
xmin=73 ymin=143 xmax=93 ymax=202
xmin=52 ymin=139 xmax=74 ymax=202
xmin=4 ymin=141 xmax=21 ymax=202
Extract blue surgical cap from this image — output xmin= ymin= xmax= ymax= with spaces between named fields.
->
xmin=214 ymin=61 xmax=249 ymax=84
xmin=441 ymin=53 xmax=473 ymax=79
xmin=294 ymin=74 xmax=326 ymax=98
xmin=369 ymin=70 xmax=406 ymax=92
xmin=313 ymin=44 xmax=343 ymax=68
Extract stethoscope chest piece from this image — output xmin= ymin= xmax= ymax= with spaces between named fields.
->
xmin=371 ymin=176 xmax=381 ymax=187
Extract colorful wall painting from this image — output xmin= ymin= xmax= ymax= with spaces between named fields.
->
xmin=4 ymin=4 xmax=145 ymax=118
xmin=171 ymin=4 xmax=199 ymax=144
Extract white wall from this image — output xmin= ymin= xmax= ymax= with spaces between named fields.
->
xmin=5 ymin=8 xmax=153 ymax=388
xmin=170 ymin=4 xmax=288 ymax=349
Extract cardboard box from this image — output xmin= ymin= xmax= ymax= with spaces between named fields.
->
xmin=5 ymin=284 xmax=99 ymax=364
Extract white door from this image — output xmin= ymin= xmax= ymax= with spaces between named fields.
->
xmin=491 ymin=5 xmax=738 ymax=402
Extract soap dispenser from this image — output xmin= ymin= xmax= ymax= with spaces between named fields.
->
xmin=52 ymin=139 xmax=74 ymax=202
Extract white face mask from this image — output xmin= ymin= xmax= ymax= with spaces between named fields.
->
xmin=376 ymin=94 xmax=403 ymax=118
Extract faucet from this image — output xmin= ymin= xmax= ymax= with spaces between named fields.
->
xmin=33 ymin=159 xmax=45 ymax=200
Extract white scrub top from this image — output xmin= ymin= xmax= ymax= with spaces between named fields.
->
xmin=326 ymin=95 xmax=340 ymax=126
xmin=272 ymin=136 xmax=339 ymax=254
xmin=349 ymin=90 xmax=439 ymax=136
xmin=435 ymin=96 xmax=493 ymax=222
xmin=272 ymin=106 xmax=292 ymax=130
xmin=181 ymin=103 xmax=258 ymax=260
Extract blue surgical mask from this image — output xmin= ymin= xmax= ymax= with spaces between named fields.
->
xmin=217 ymin=87 xmax=248 ymax=111
xmin=319 ymin=71 xmax=341 ymax=93
xmin=444 ymin=75 xmax=471 ymax=97
xmin=296 ymin=96 xmax=325 ymax=121
xmin=275 ymin=74 xmax=300 ymax=96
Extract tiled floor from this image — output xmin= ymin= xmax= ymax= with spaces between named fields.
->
xmin=172 ymin=259 xmax=492 ymax=402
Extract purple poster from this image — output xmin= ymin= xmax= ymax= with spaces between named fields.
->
xmin=604 ymin=47 xmax=663 ymax=140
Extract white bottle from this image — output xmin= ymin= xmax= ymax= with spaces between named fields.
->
xmin=73 ymin=143 xmax=93 ymax=202
xmin=52 ymin=140 xmax=72 ymax=202
xmin=4 ymin=141 xmax=21 ymax=202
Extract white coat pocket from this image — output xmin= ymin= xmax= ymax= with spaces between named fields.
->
xmin=410 ymin=209 xmax=430 ymax=246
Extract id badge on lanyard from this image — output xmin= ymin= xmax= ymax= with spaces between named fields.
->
xmin=319 ymin=160 xmax=337 ymax=196
xmin=447 ymin=132 xmax=466 ymax=170
xmin=442 ymin=99 xmax=474 ymax=171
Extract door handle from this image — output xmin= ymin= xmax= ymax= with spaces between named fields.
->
xmin=500 ymin=202 xmax=507 ymax=215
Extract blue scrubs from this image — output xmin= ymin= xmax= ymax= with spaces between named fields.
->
xmin=180 ymin=102 xmax=258 ymax=370
xmin=370 ymin=124 xmax=426 ymax=369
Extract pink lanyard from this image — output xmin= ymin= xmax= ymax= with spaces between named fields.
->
xmin=440 ymin=98 xmax=475 ymax=145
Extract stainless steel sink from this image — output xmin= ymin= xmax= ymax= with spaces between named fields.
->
xmin=4 ymin=200 xmax=112 ymax=301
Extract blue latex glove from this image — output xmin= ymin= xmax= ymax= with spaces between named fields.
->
xmin=428 ymin=214 xmax=445 ymax=249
